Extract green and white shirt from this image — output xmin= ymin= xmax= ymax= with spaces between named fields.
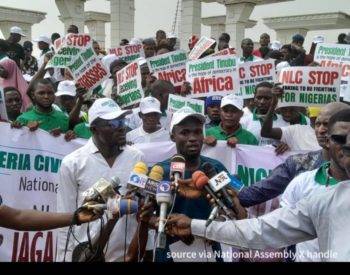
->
xmin=281 ymin=162 xmax=339 ymax=262
xmin=241 ymin=108 xmax=289 ymax=146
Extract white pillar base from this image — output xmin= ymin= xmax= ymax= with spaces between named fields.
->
xmin=55 ymin=0 xmax=86 ymax=33
xmin=275 ymin=28 xmax=308 ymax=44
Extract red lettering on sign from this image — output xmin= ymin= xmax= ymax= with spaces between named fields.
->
xmin=77 ymin=63 xmax=108 ymax=90
xmin=250 ymin=63 xmax=273 ymax=77
xmin=239 ymin=67 xmax=245 ymax=79
xmin=193 ymin=76 xmax=233 ymax=94
xmin=280 ymin=70 xmax=303 ymax=84
xmin=157 ymin=69 xmax=186 ymax=85
xmin=308 ymin=71 xmax=339 ymax=85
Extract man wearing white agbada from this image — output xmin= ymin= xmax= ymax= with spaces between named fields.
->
xmin=56 ymin=98 xmax=152 ymax=262
xmin=165 ymin=122 xmax=350 ymax=261
xmin=126 ymin=97 xmax=169 ymax=144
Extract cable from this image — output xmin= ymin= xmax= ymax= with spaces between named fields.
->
xmin=124 ymin=214 xmax=128 ymax=262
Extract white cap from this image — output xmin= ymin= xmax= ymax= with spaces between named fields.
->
xmin=23 ymin=74 xmax=33 ymax=82
xmin=88 ymin=98 xmax=130 ymax=125
xmin=167 ymin=32 xmax=177 ymax=39
xmin=221 ymin=94 xmax=243 ymax=110
xmin=10 ymin=26 xmax=26 ymax=37
xmin=170 ymin=106 xmax=206 ymax=133
xmin=130 ymin=37 xmax=142 ymax=45
xmin=139 ymin=97 xmax=162 ymax=114
xmin=33 ymin=35 xmax=51 ymax=45
xmin=56 ymin=80 xmax=76 ymax=97
xmin=276 ymin=61 xmax=291 ymax=71
xmin=313 ymin=35 xmax=325 ymax=44
xmin=270 ymin=40 xmax=282 ymax=51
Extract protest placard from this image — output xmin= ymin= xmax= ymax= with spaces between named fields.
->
xmin=188 ymin=36 xmax=216 ymax=60
xmin=167 ymin=94 xmax=205 ymax=114
xmin=314 ymin=43 xmax=350 ymax=99
xmin=0 ymin=87 xmax=8 ymax=121
xmin=147 ymin=50 xmax=187 ymax=88
xmin=186 ymin=55 xmax=239 ymax=98
xmin=212 ymin=48 xmax=236 ymax=57
xmin=109 ymin=43 xmax=145 ymax=62
xmin=237 ymin=59 xmax=276 ymax=99
xmin=116 ymin=61 xmax=144 ymax=108
xmin=278 ymin=66 xmax=341 ymax=107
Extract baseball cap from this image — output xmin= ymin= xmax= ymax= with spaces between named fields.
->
xmin=139 ymin=97 xmax=162 ymax=114
xmin=10 ymin=26 xmax=26 ymax=37
xmin=270 ymin=40 xmax=282 ymax=51
xmin=33 ymin=35 xmax=51 ymax=45
xmin=221 ymin=94 xmax=243 ymax=110
xmin=56 ymin=80 xmax=76 ymax=97
xmin=205 ymin=96 xmax=222 ymax=109
xmin=170 ymin=106 xmax=206 ymax=133
xmin=88 ymin=98 xmax=130 ymax=125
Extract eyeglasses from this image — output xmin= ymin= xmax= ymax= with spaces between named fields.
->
xmin=329 ymin=134 xmax=347 ymax=145
xmin=342 ymin=145 xmax=350 ymax=157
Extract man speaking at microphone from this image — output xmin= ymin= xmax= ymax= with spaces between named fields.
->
xmin=56 ymin=98 xmax=147 ymax=262
xmin=148 ymin=107 xmax=240 ymax=262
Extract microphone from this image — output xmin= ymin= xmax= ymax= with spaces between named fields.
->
xmin=202 ymin=162 xmax=238 ymax=216
xmin=106 ymin=196 xmax=139 ymax=218
xmin=169 ymin=154 xmax=186 ymax=189
xmin=156 ymin=181 xmax=172 ymax=249
xmin=127 ymin=161 xmax=149 ymax=196
xmin=82 ymin=177 xmax=121 ymax=205
xmin=144 ymin=165 xmax=164 ymax=204
xmin=192 ymin=171 xmax=232 ymax=226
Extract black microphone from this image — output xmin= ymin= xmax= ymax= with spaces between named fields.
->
xmin=202 ymin=162 xmax=238 ymax=216
xmin=169 ymin=154 xmax=185 ymax=189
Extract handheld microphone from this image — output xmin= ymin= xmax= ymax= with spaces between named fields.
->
xmin=106 ymin=196 xmax=139 ymax=218
xmin=127 ymin=161 xmax=149 ymax=195
xmin=192 ymin=171 xmax=232 ymax=226
xmin=169 ymin=154 xmax=185 ymax=189
xmin=82 ymin=177 xmax=121 ymax=205
xmin=202 ymin=162 xmax=238 ymax=215
xmin=156 ymin=181 xmax=172 ymax=249
xmin=145 ymin=165 xmax=164 ymax=204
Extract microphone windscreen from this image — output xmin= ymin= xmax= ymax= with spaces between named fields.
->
xmin=193 ymin=174 xmax=209 ymax=190
xmin=202 ymin=162 xmax=217 ymax=178
xmin=149 ymin=165 xmax=164 ymax=181
xmin=171 ymin=154 xmax=185 ymax=163
xmin=110 ymin=176 xmax=121 ymax=192
xmin=192 ymin=170 xmax=205 ymax=182
xmin=133 ymin=161 xmax=149 ymax=175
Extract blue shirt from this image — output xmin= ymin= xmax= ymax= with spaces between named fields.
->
xmin=238 ymin=150 xmax=324 ymax=207
xmin=153 ymin=155 xmax=228 ymax=262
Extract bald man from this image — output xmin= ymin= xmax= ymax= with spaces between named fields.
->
xmin=237 ymin=101 xmax=350 ymax=208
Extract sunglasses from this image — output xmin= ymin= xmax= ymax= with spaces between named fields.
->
xmin=95 ymin=118 xmax=126 ymax=129
xmin=329 ymin=134 xmax=347 ymax=145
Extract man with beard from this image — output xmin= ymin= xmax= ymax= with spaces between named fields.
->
xmin=56 ymin=98 xmax=148 ymax=261
xmin=150 ymin=107 xmax=236 ymax=262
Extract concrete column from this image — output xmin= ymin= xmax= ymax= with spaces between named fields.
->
xmin=55 ymin=0 xmax=86 ymax=34
xmin=0 ymin=6 xmax=46 ymax=41
xmin=179 ymin=0 xmax=201 ymax=50
xmin=275 ymin=28 xmax=308 ymax=44
xmin=108 ymin=0 xmax=135 ymax=47
xmin=224 ymin=1 xmax=256 ymax=55
xmin=85 ymin=12 xmax=111 ymax=49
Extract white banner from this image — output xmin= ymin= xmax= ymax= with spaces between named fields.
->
xmin=188 ymin=37 xmax=215 ymax=61
xmin=109 ymin=43 xmax=145 ymax=63
xmin=0 ymin=87 xmax=8 ymax=121
xmin=0 ymin=122 xmax=301 ymax=261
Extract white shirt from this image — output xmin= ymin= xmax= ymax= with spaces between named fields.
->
xmin=241 ymin=112 xmax=289 ymax=146
xmin=56 ymin=139 xmax=147 ymax=262
xmin=281 ymin=124 xmax=321 ymax=151
xmin=191 ymin=180 xmax=350 ymax=262
xmin=126 ymin=126 xmax=170 ymax=144
xmin=280 ymin=167 xmax=335 ymax=261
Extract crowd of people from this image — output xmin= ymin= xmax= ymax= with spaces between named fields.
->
xmin=0 ymin=22 xmax=350 ymax=263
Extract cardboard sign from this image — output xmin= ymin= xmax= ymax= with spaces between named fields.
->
xmin=186 ymin=55 xmax=239 ymax=98
xmin=278 ymin=66 xmax=341 ymax=107
xmin=167 ymin=94 xmax=205 ymax=114
xmin=237 ymin=59 xmax=276 ymax=99
xmin=212 ymin=48 xmax=236 ymax=57
xmin=0 ymin=87 xmax=8 ymax=121
xmin=188 ymin=36 xmax=216 ymax=60
xmin=314 ymin=43 xmax=350 ymax=99
xmin=109 ymin=43 xmax=145 ymax=62
xmin=116 ymin=61 xmax=144 ymax=108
